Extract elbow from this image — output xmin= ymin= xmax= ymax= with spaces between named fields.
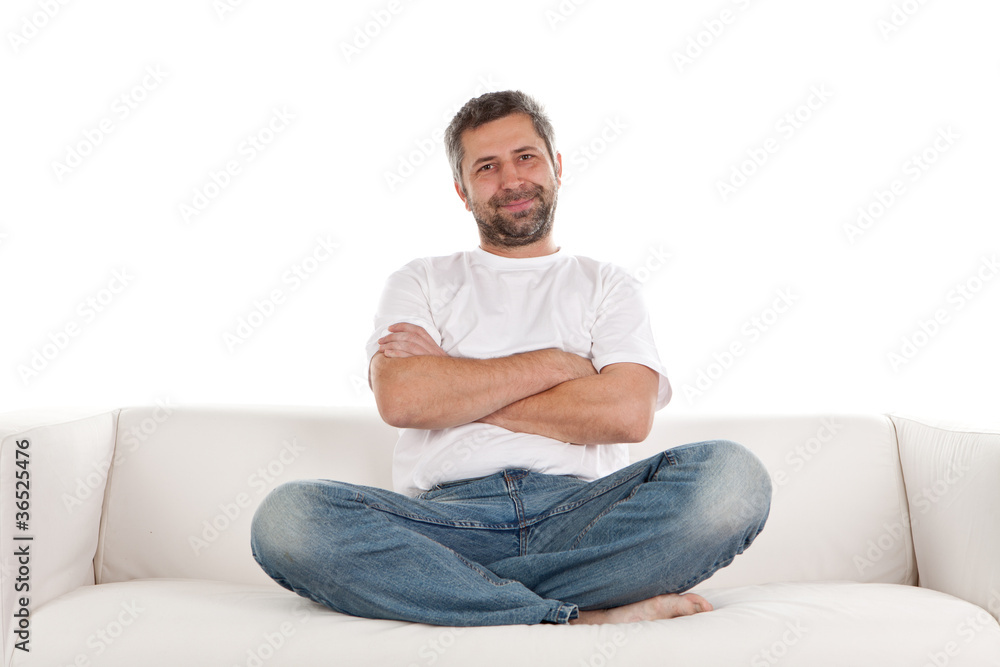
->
xmin=619 ymin=404 xmax=655 ymax=444
xmin=371 ymin=354 xmax=454 ymax=430
xmin=375 ymin=398 xmax=409 ymax=429
xmin=374 ymin=387 xmax=422 ymax=429
xmin=371 ymin=354 xmax=418 ymax=428
xmin=374 ymin=383 xmax=437 ymax=429
xmin=379 ymin=403 xmax=441 ymax=430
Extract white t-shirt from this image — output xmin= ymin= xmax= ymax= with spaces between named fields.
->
xmin=365 ymin=246 xmax=672 ymax=497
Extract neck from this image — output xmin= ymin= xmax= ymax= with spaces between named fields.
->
xmin=478 ymin=238 xmax=560 ymax=259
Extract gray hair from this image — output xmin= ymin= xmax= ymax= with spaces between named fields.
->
xmin=444 ymin=90 xmax=557 ymax=196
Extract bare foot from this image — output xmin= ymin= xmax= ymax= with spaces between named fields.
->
xmin=568 ymin=593 xmax=713 ymax=625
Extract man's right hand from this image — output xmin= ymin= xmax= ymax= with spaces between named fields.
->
xmin=377 ymin=322 xmax=449 ymax=359
xmin=376 ymin=321 xmax=595 ymax=384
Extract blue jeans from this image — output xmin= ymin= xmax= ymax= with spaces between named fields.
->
xmin=250 ymin=439 xmax=771 ymax=626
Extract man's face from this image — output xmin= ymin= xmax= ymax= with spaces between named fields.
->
xmin=456 ymin=113 xmax=562 ymax=249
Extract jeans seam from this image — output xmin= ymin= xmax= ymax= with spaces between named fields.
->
xmin=504 ymin=470 xmax=529 ymax=556
xmin=661 ymin=449 xmax=678 ymax=468
xmin=447 ymin=547 xmax=519 ymax=588
xmin=525 ymin=465 xmax=648 ymax=527
xmin=569 ymin=481 xmax=644 ymax=551
xmin=674 ymin=554 xmax=738 ymax=593
xmin=547 ymin=601 xmax=579 ymax=624
xmin=672 ymin=516 xmax=767 ymax=593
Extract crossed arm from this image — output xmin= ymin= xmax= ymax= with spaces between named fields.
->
xmin=368 ymin=322 xmax=659 ymax=445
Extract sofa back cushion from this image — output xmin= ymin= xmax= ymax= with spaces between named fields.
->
xmin=96 ymin=406 xmax=397 ymax=587
xmin=96 ymin=407 xmax=916 ymax=589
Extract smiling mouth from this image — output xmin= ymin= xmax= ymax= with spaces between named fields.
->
xmin=500 ymin=198 xmax=534 ymax=212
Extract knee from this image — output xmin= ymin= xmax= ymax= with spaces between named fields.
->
xmin=253 ymin=479 xmax=303 ymax=521
xmin=684 ymin=439 xmax=772 ymax=533
xmin=251 ymin=481 xmax=308 ymax=557
xmin=251 ymin=480 xmax=338 ymax=564
xmin=714 ymin=439 xmax=771 ymax=510
xmin=712 ymin=440 xmax=771 ymax=499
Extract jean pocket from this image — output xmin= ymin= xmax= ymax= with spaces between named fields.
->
xmin=414 ymin=480 xmax=469 ymax=501
xmin=433 ymin=474 xmax=492 ymax=490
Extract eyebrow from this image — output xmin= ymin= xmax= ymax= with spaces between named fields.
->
xmin=470 ymin=145 xmax=541 ymax=170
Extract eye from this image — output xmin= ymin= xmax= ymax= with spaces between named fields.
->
xmin=479 ymin=164 xmax=495 ymax=172
xmin=519 ymin=154 xmax=534 ymax=161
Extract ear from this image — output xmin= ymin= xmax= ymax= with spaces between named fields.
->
xmin=554 ymin=152 xmax=563 ymax=187
xmin=454 ymin=180 xmax=471 ymax=211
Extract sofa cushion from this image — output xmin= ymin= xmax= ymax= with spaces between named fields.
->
xmin=15 ymin=579 xmax=1000 ymax=667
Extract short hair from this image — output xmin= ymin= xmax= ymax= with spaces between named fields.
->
xmin=444 ymin=90 xmax=557 ymax=195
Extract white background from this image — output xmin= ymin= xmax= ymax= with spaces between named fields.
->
xmin=2 ymin=0 xmax=998 ymax=425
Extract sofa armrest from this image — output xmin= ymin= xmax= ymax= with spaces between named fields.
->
xmin=891 ymin=414 xmax=1000 ymax=622
xmin=0 ymin=407 xmax=119 ymax=667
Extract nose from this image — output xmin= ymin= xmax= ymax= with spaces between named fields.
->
xmin=497 ymin=161 xmax=524 ymax=190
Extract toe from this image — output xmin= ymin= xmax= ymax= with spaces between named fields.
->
xmin=685 ymin=593 xmax=713 ymax=613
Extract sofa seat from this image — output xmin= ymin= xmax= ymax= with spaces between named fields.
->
xmin=15 ymin=578 xmax=1000 ymax=667
xmin=3 ymin=406 xmax=999 ymax=665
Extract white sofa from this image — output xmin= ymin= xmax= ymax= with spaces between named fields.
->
xmin=2 ymin=404 xmax=999 ymax=666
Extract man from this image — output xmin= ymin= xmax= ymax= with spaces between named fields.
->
xmin=251 ymin=90 xmax=771 ymax=627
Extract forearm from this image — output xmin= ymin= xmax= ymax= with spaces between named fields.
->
xmin=480 ymin=365 xmax=657 ymax=445
xmin=371 ymin=348 xmax=580 ymax=430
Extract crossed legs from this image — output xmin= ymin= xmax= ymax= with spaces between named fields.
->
xmin=250 ymin=439 xmax=771 ymax=626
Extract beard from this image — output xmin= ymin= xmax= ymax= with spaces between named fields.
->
xmin=470 ymin=182 xmax=558 ymax=249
